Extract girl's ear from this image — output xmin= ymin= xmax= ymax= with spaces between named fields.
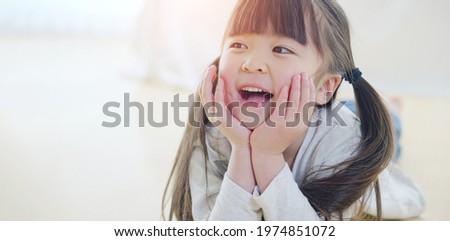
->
xmin=315 ymin=74 xmax=342 ymax=105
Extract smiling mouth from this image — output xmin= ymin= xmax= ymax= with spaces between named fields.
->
xmin=239 ymin=87 xmax=273 ymax=106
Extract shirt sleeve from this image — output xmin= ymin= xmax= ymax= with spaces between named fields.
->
xmin=253 ymin=164 xmax=322 ymax=221
xmin=189 ymin=146 xmax=262 ymax=221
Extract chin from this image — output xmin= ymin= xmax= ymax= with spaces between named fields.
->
xmin=233 ymin=105 xmax=271 ymax=130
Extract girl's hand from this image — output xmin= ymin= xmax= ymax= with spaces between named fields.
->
xmin=250 ymin=73 xmax=316 ymax=156
xmin=200 ymin=65 xmax=251 ymax=148
xmin=201 ymin=65 xmax=255 ymax=193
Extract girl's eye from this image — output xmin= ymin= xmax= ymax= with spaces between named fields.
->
xmin=230 ymin=42 xmax=247 ymax=49
xmin=273 ymin=46 xmax=294 ymax=54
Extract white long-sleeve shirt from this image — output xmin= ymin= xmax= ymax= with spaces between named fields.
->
xmin=189 ymin=103 xmax=426 ymax=220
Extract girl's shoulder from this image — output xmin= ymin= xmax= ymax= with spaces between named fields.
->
xmin=295 ymin=102 xmax=362 ymax=176
xmin=315 ymin=101 xmax=361 ymax=130
xmin=309 ymin=101 xmax=362 ymax=145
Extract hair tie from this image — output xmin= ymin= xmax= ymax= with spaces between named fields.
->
xmin=343 ymin=68 xmax=362 ymax=84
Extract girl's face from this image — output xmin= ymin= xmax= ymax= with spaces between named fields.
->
xmin=218 ymin=33 xmax=323 ymax=129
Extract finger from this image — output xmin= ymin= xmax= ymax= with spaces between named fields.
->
xmin=299 ymin=72 xmax=311 ymax=112
xmin=273 ymin=85 xmax=289 ymax=121
xmin=286 ymin=74 xmax=301 ymax=121
xmin=201 ymin=66 xmax=220 ymax=124
xmin=299 ymin=73 xmax=316 ymax=124
xmin=200 ymin=65 xmax=216 ymax=105
xmin=214 ymin=78 xmax=226 ymax=118
xmin=209 ymin=77 xmax=231 ymax=129
xmin=215 ymin=78 xmax=247 ymax=130
xmin=308 ymin=76 xmax=316 ymax=118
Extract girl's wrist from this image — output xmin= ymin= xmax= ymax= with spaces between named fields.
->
xmin=228 ymin=143 xmax=255 ymax=193
xmin=231 ymin=142 xmax=251 ymax=151
xmin=230 ymin=143 xmax=251 ymax=162
xmin=249 ymin=150 xmax=286 ymax=193
xmin=250 ymin=146 xmax=284 ymax=157
xmin=251 ymin=147 xmax=285 ymax=169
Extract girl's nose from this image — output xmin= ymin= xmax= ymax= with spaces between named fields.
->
xmin=241 ymin=58 xmax=268 ymax=74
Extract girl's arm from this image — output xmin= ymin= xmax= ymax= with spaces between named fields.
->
xmin=193 ymin=66 xmax=260 ymax=220
xmin=251 ymin=73 xmax=314 ymax=192
xmin=200 ymin=66 xmax=255 ymax=192
xmin=227 ymin=145 xmax=254 ymax=193
xmin=189 ymin=145 xmax=262 ymax=220
xmin=249 ymin=74 xmax=322 ymax=220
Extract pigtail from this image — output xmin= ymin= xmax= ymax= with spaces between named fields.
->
xmin=297 ymin=0 xmax=395 ymax=220
xmin=301 ymin=75 xmax=394 ymax=220
xmin=351 ymin=76 xmax=395 ymax=218
xmin=162 ymin=58 xmax=220 ymax=221
xmin=161 ymin=99 xmax=197 ymax=221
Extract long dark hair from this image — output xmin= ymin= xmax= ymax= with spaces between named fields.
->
xmin=162 ymin=0 xmax=394 ymax=220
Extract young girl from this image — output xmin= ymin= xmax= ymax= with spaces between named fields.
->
xmin=162 ymin=0 xmax=425 ymax=221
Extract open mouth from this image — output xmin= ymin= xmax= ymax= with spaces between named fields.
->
xmin=239 ymin=87 xmax=273 ymax=106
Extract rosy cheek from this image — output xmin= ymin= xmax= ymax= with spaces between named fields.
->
xmin=218 ymin=71 xmax=237 ymax=102
xmin=274 ymin=74 xmax=293 ymax=91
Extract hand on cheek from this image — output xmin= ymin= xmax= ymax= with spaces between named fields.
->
xmin=250 ymin=73 xmax=316 ymax=155
xmin=200 ymin=65 xmax=251 ymax=149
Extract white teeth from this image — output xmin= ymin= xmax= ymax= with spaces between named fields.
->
xmin=242 ymin=87 xmax=264 ymax=93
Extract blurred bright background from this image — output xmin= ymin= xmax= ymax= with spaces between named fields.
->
xmin=0 ymin=0 xmax=449 ymax=220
